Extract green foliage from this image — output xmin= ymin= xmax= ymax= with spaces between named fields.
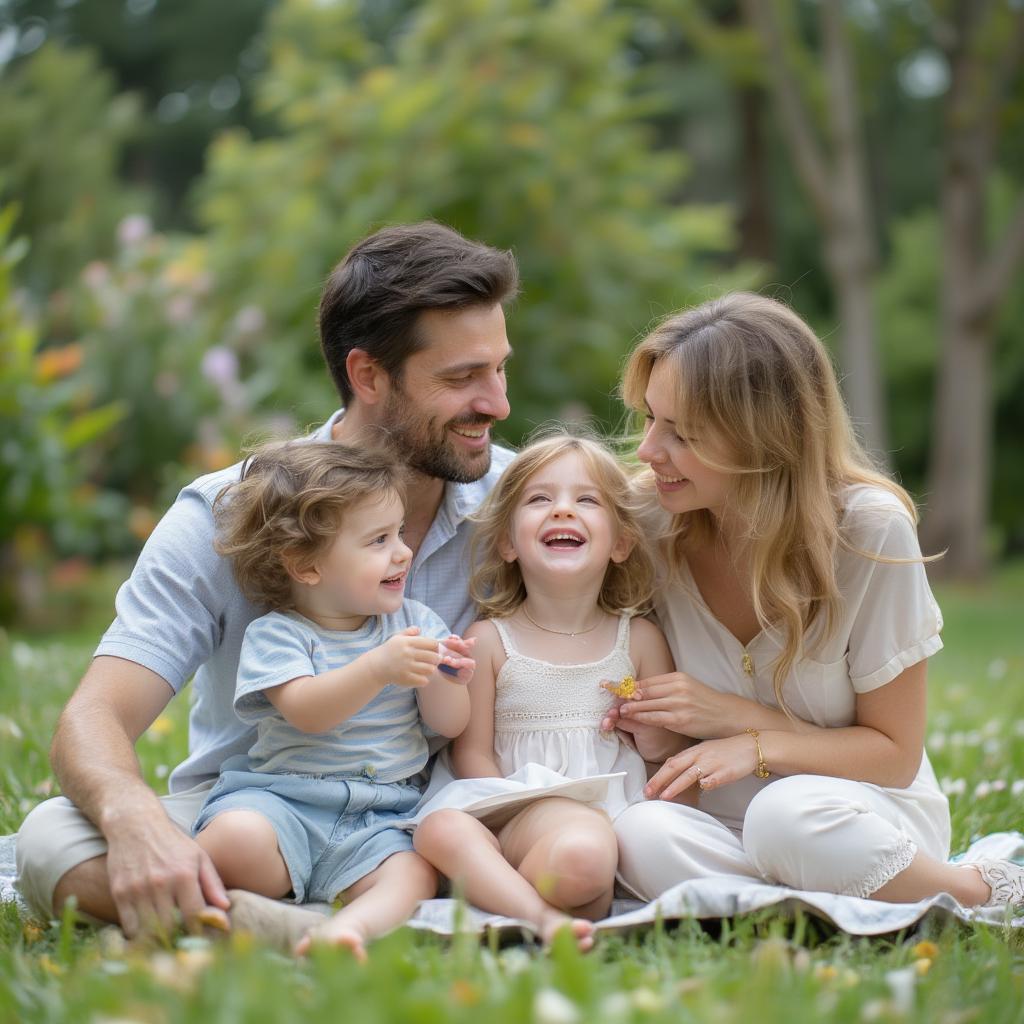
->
xmin=195 ymin=0 xmax=756 ymax=441
xmin=0 ymin=43 xmax=148 ymax=295
xmin=0 ymin=205 xmax=127 ymax=620
xmin=66 ymin=217 xmax=270 ymax=508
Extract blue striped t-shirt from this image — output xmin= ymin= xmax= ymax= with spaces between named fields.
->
xmin=235 ymin=600 xmax=449 ymax=782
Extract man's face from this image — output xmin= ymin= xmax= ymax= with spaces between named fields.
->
xmin=382 ymin=304 xmax=512 ymax=483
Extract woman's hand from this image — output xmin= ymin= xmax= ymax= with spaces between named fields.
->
xmin=643 ymin=734 xmax=759 ymax=801
xmin=617 ymin=672 xmax=744 ymax=739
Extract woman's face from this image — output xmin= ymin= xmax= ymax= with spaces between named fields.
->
xmin=636 ymin=360 xmax=734 ymax=518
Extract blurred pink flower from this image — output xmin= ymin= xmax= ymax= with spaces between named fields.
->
xmin=117 ymin=214 xmax=152 ymax=248
xmin=201 ymin=346 xmax=239 ymax=386
xmin=232 ymin=305 xmax=266 ymax=336
xmin=166 ymin=294 xmax=195 ymax=324
xmin=81 ymin=261 xmax=110 ymax=290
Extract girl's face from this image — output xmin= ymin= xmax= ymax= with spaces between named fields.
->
xmin=636 ymin=360 xmax=734 ymax=518
xmin=500 ymin=451 xmax=632 ymax=587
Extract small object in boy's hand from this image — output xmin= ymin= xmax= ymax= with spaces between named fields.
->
xmin=438 ymin=663 xmax=460 ymax=677
xmin=605 ymin=674 xmax=637 ymax=699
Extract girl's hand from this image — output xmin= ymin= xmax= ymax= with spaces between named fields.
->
xmin=618 ymin=671 xmax=742 ymax=739
xmin=644 ymin=734 xmax=759 ymax=801
xmin=437 ymin=635 xmax=476 ymax=685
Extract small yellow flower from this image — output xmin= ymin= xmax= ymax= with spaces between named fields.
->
xmin=915 ymin=958 xmax=932 ymax=976
xmin=912 ymin=939 xmax=939 ymax=959
xmin=605 ymin=675 xmax=637 ymax=699
xmin=147 ymin=716 xmax=174 ymax=739
xmin=814 ymin=963 xmax=838 ymax=982
xmin=21 ymin=922 xmax=44 ymax=945
xmin=450 ymin=979 xmax=482 ymax=1007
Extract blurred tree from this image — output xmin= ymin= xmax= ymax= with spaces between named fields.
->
xmin=194 ymin=0 xmax=754 ymax=442
xmin=919 ymin=2 xmax=1024 ymax=578
xmin=0 ymin=42 xmax=147 ymax=295
xmin=2 ymin=0 xmax=275 ymax=227
xmin=741 ymin=0 xmax=888 ymax=462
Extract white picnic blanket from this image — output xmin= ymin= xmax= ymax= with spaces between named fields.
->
xmin=3 ymin=830 xmax=1021 ymax=938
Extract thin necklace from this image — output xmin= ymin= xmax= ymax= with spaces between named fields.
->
xmin=521 ymin=604 xmax=602 ymax=638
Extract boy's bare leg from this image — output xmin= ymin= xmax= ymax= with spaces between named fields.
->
xmin=414 ymin=809 xmax=595 ymax=950
xmin=194 ymin=811 xmax=292 ymax=898
xmin=295 ymin=851 xmax=438 ymax=961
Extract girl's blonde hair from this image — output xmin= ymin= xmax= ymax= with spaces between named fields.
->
xmin=470 ymin=431 xmax=655 ymax=618
xmin=214 ymin=440 xmax=406 ymax=610
xmin=622 ymin=292 xmax=917 ymax=710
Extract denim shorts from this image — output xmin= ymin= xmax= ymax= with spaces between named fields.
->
xmin=192 ymin=757 xmax=420 ymax=903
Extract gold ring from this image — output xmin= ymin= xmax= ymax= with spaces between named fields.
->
xmin=693 ymin=765 xmax=703 ymax=778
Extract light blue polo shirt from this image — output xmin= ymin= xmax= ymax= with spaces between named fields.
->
xmin=94 ymin=411 xmax=514 ymax=793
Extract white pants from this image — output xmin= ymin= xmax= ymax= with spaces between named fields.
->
xmin=616 ymin=774 xmax=951 ymax=902
xmin=15 ymin=784 xmax=212 ymax=920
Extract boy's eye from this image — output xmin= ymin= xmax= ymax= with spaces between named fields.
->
xmin=371 ymin=534 xmax=388 ymax=545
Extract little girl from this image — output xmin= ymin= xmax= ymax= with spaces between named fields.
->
xmin=192 ymin=440 xmax=474 ymax=960
xmin=410 ymin=433 xmax=689 ymax=949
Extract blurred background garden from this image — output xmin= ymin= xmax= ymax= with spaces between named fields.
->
xmin=1 ymin=0 xmax=1022 ymax=624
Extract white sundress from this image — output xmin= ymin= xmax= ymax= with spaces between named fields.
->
xmin=403 ymin=614 xmax=649 ymax=829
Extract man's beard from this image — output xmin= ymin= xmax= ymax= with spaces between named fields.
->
xmin=382 ymin=389 xmax=493 ymax=484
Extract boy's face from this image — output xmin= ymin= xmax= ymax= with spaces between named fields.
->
xmin=381 ymin=304 xmax=512 ymax=483
xmin=296 ymin=490 xmax=412 ymax=623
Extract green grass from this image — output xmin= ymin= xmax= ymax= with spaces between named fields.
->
xmin=1 ymin=565 xmax=1022 ymax=1022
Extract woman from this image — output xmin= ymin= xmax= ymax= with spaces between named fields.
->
xmin=607 ymin=292 xmax=1023 ymax=910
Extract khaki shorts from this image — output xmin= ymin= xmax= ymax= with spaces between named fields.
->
xmin=15 ymin=781 xmax=214 ymax=920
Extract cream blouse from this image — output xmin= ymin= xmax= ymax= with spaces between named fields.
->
xmin=653 ymin=485 xmax=948 ymax=838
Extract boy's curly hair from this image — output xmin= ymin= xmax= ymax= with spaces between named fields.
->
xmin=213 ymin=440 xmax=406 ymax=610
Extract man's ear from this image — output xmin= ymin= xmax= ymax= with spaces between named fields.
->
xmin=610 ymin=532 xmax=635 ymax=565
xmin=346 ymin=348 xmax=391 ymax=406
xmin=497 ymin=531 xmax=517 ymax=564
xmin=282 ymin=551 xmax=320 ymax=587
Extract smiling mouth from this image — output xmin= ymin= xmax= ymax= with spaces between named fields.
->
xmin=450 ymin=424 xmax=490 ymax=440
xmin=655 ymin=473 xmax=688 ymax=485
xmin=541 ymin=531 xmax=586 ymax=548
xmin=381 ymin=572 xmax=406 ymax=586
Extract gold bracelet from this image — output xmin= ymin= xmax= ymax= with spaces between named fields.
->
xmin=745 ymin=727 xmax=770 ymax=779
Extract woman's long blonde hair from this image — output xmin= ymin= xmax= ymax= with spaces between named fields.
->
xmin=470 ymin=432 xmax=656 ymax=619
xmin=622 ymin=292 xmax=916 ymax=710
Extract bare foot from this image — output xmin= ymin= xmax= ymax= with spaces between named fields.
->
xmin=295 ymin=919 xmax=369 ymax=963
xmin=537 ymin=908 xmax=594 ymax=952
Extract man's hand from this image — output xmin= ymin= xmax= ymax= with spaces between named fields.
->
xmin=104 ymin=810 xmax=229 ymax=939
xmin=366 ymin=627 xmax=443 ymax=688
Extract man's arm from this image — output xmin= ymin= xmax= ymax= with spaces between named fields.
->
xmin=50 ymin=656 xmax=229 ymax=938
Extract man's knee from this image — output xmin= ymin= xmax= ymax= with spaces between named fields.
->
xmin=16 ymin=797 xmax=107 ymax=918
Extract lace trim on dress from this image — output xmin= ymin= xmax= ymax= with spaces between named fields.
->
xmin=852 ymin=833 xmax=918 ymax=898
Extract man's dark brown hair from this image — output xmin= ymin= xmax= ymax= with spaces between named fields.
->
xmin=318 ymin=222 xmax=519 ymax=405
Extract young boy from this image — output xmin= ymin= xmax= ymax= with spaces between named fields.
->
xmin=192 ymin=440 xmax=473 ymax=959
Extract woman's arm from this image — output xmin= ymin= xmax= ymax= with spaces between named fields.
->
xmin=645 ymin=660 xmax=928 ymax=799
xmin=449 ymin=620 xmax=503 ymax=779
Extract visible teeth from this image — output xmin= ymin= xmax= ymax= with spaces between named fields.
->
xmin=655 ymin=474 xmax=686 ymax=483
xmin=545 ymin=533 xmax=583 ymax=543
xmin=453 ymin=427 xmax=486 ymax=438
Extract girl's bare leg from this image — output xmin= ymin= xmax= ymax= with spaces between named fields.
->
xmin=414 ymin=808 xmax=595 ymax=950
xmin=295 ymin=851 xmax=437 ymax=961
xmin=499 ymin=798 xmax=618 ymax=921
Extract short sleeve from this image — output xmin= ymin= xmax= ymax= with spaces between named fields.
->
xmin=843 ymin=494 xmax=943 ymax=693
xmin=234 ymin=615 xmax=317 ymax=723
xmin=94 ymin=489 xmax=238 ymax=691
xmin=405 ymin=601 xmax=452 ymax=643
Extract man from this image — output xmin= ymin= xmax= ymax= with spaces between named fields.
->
xmin=16 ymin=222 xmax=519 ymax=939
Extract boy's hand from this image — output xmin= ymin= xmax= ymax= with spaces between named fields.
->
xmin=437 ymin=634 xmax=476 ymax=684
xmin=367 ymin=627 xmax=442 ymax=688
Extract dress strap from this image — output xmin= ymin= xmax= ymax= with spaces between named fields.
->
xmin=615 ymin=614 xmax=632 ymax=653
xmin=490 ymin=617 xmax=517 ymax=658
